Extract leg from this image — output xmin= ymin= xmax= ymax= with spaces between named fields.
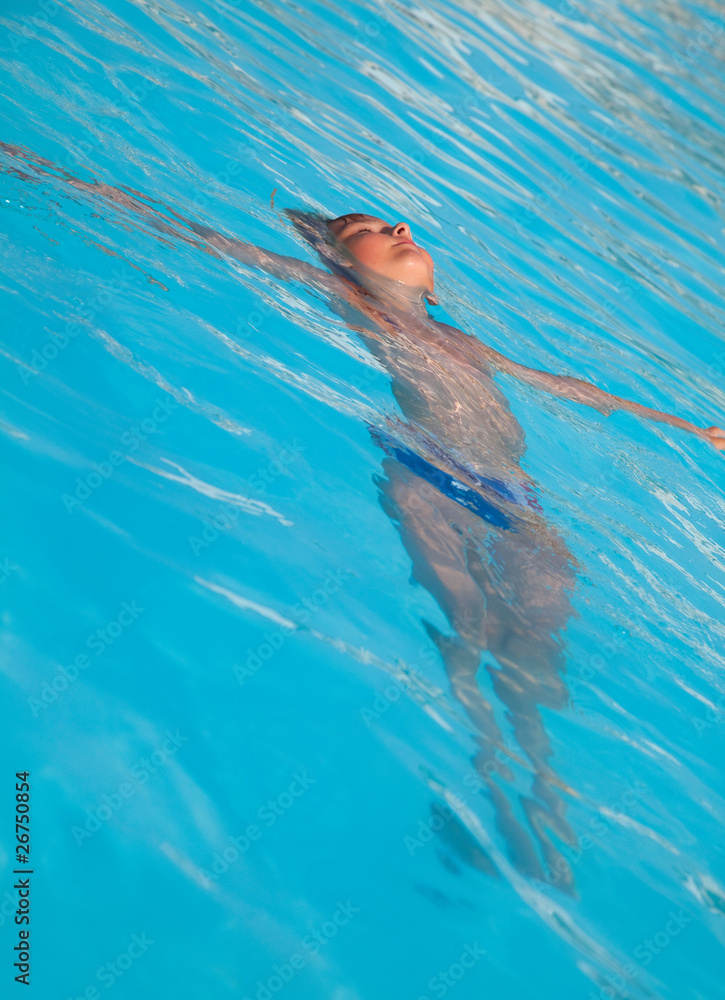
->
xmin=377 ymin=457 xmax=579 ymax=890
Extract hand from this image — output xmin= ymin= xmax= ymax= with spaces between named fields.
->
xmin=704 ymin=426 xmax=725 ymax=451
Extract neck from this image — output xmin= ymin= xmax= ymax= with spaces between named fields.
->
xmin=358 ymin=269 xmax=431 ymax=318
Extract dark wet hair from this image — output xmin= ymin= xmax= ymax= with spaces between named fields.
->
xmin=283 ymin=208 xmax=357 ymax=281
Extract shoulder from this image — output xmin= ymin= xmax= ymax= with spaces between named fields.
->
xmin=432 ymin=320 xmax=498 ymax=367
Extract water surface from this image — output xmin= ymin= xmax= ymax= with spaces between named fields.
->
xmin=1 ymin=1 xmax=725 ymax=998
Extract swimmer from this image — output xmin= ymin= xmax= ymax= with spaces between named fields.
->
xmin=165 ymin=207 xmax=725 ymax=887
xmin=205 ymin=209 xmax=725 ymax=888
xmin=5 ymin=143 xmax=722 ymax=887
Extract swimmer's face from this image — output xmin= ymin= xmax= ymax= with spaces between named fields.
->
xmin=328 ymin=214 xmax=435 ymax=295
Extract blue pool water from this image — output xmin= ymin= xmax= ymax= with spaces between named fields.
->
xmin=2 ymin=1 xmax=725 ymax=997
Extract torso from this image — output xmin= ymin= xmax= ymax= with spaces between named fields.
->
xmin=332 ymin=285 xmax=527 ymax=482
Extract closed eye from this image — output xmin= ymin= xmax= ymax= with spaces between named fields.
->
xmin=339 ymin=218 xmax=386 ymax=237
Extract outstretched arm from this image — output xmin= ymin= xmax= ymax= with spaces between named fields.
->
xmin=464 ymin=332 xmax=725 ymax=452
xmin=178 ymin=220 xmax=344 ymax=291
xmin=0 ymin=142 xmax=343 ymax=293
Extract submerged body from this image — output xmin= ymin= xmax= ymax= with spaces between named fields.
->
xmin=326 ymin=270 xmax=579 ymax=886
xmin=6 ymin=145 xmax=722 ymax=888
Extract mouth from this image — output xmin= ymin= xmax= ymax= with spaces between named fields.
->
xmin=395 ymin=239 xmax=417 ymax=248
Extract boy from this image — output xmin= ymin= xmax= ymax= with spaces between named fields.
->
xmin=287 ymin=210 xmax=725 ymax=887
xmin=6 ymin=144 xmax=721 ymax=885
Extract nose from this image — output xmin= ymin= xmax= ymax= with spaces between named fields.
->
xmin=392 ymin=221 xmax=413 ymax=240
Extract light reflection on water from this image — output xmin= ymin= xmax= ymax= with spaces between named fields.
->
xmin=1 ymin=0 xmax=725 ymax=998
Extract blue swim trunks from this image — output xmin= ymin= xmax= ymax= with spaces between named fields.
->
xmin=370 ymin=424 xmax=536 ymax=531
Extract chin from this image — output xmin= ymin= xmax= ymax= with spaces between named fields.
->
xmin=397 ymin=269 xmax=432 ymax=289
xmin=388 ymin=259 xmax=431 ymax=287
